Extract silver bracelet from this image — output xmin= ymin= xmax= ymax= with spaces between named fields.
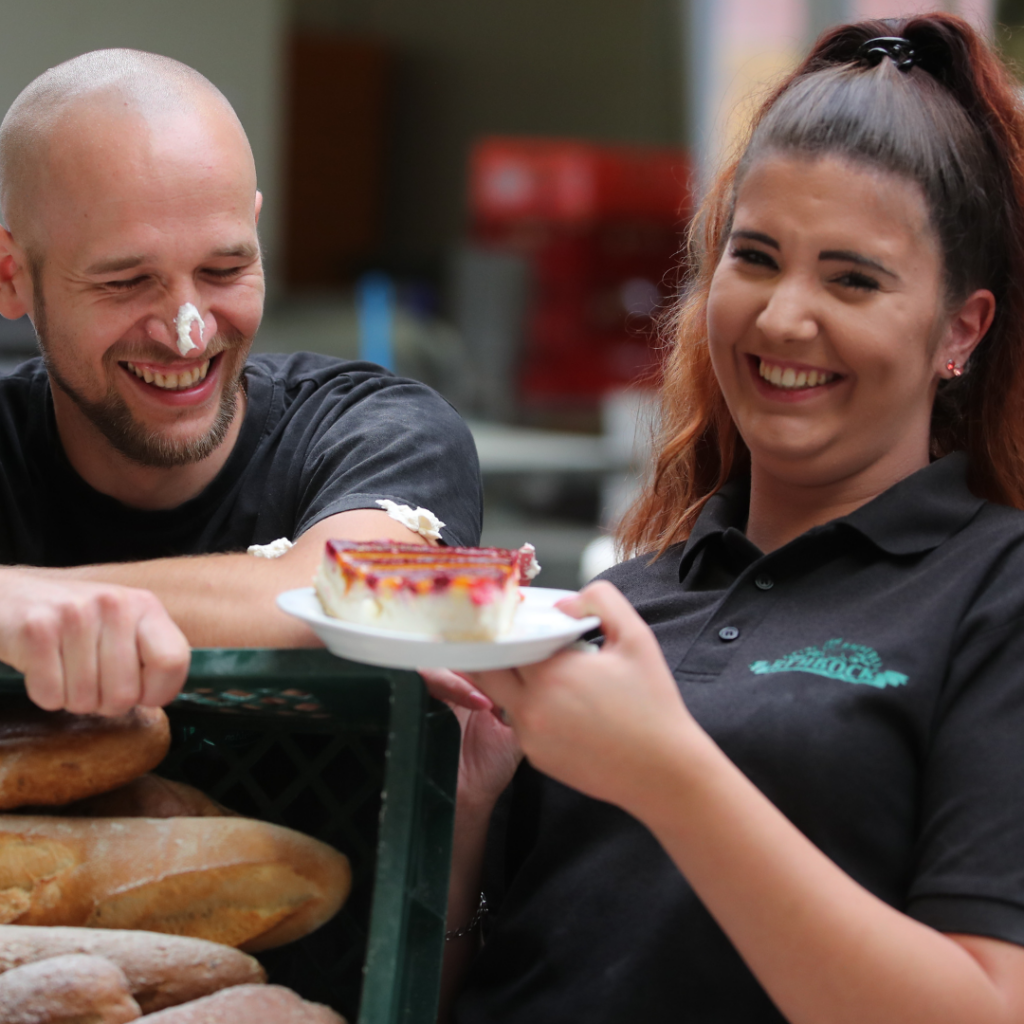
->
xmin=445 ymin=891 xmax=488 ymax=942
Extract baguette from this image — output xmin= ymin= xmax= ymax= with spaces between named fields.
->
xmin=0 ymin=698 xmax=170 ymax=810
xmin=0 ymin=816 xmax=350 ymax=951
xmin=141 ymin=984 xmax=345 ymax=1023
xmin=0 ymin=924 xmax=265 ymax=1013
xmin=0 ymin=952 xmax=141 ymax=1023
xmin=38 ymin=775 xmax=238 ymax=819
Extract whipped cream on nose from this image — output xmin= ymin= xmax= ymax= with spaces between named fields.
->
xmin=174 ymin=303 xmax=204 ymax=357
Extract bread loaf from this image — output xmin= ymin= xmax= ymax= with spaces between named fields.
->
xmin=0 ymin=924 xmax=265 ymax=1013
xmin=141 ymin=984 xmax=345 ymax=1023
xmin=0 ymin=697 xmax=170 ymax=810
xmin=40 ymin=775 xmax=238 ymax=819
xmin=0 ymin=816 xmax=351 ymax=951
xmin=0 ymin=952 xmax=141 ymax=1023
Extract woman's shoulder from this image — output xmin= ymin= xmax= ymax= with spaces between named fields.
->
xmin=593 ymin=544 xmax=689 ymax=600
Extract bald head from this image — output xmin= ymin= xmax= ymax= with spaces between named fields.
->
xmin=0 ymin=49 xmax=254 ymax=246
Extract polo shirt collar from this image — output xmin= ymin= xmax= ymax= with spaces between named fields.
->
xmin=838 ymin=451 xmax=984 ymax=555
xmin=676 ymin=451 xmax=985 ymax=579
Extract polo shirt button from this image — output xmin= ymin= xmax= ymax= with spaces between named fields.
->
xmin=718 ymin=626 xmax=740 ymax=642
xmin=754 ymin=574 xmax=774 ymax=590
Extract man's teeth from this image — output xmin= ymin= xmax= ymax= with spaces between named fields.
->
xmin=758 ymin=359 xmax=836 ymax=390
xmin=125 ymin=359 xmax=210 ymax=390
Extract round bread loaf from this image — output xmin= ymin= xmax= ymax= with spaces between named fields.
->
xmin=141 ymin=984 xmax=345 ymax=1023
xmin=0 ymin=697 xmax=170 ymax=810
xmin=43 ymin=774 xmax=238 ymax=819
xmin=0 ymin=952 xmax=142 ymax=1023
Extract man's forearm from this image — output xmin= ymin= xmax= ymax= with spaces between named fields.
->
xmin=52 ymin=553 xmax=315 ymax=648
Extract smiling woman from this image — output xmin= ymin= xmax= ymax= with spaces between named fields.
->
xmin=434 ymin=13 xmax=1024 ymax=1024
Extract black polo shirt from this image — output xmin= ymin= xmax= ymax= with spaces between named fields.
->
xmin=456 ymin=453 xmax=1024 ymax=1024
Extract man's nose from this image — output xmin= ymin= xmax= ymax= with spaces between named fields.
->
xmin=143 ymin=295 xmax=215 ymax=357
xmin=755 ymin=277 xmax=819 ymax=344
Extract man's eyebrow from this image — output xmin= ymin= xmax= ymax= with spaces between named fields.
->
xmin=84 ymin=254 xmax=148 ymax=275
xmin=819 ymin=249 xmax=898 ymax=279
xmin=207 ymin=243 xmax=260 ymax=261
xmin=84 ymin=243 xmax=261 ymax=276
xmin=730 ymin=230 xmax=779 ymax=249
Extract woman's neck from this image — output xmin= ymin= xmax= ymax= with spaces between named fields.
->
xmin=745 ymin=449 xmax=929 ymax=554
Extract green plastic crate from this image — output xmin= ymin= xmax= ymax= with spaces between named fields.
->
xmin=0 ymin=649 xmax=461 ymax=1024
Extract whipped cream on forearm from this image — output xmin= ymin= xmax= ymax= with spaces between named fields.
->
xmin=375 ymin=500 xmax=445 ymax=541
xmin=248 ymin=537 xmax=294 ymax=558
xmin=174 ymin=302 xmax=204 ymax=356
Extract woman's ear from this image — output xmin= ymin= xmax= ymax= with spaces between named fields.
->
xmin=0 ymin=226 xmax=32 ymax=321
xmin=938 ymin=288 xmax=995 ymax=378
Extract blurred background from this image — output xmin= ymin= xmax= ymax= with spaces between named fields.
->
xmin=0 ymin=0 xmax=1009 ymax=584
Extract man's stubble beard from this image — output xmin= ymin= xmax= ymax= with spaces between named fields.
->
xmin=33 ymin=281 xmax=250 ymax=470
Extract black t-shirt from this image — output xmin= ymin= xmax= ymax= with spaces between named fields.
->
xmin=0 ymin=353 xmax=482 ymax=565
xmin=457 ymin=453 xmax=1024 ymax=1024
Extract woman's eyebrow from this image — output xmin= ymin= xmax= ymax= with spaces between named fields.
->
xmin=819 ymin=249 xmax=898 ymax=279
xmin=731 ymin=230 xmax=779 ymax=249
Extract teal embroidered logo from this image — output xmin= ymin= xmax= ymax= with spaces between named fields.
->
xmin=749 ymin=638 xmax=908 ymax=689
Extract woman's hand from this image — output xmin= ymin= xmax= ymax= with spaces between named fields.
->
xmin=470 ymin=580 xmax=698 ymax=812
xmin=419 ymin=668 xmax=522 ymax=808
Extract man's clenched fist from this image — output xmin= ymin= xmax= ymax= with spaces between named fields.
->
xmin=0 ymin=569 xmax=190 ymax=716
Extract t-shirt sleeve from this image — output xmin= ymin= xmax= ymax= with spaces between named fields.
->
xmin=905 ymin=566 xmax=1024 ymax=945
xmin=288 ymin=370 xmax=483 ymax=548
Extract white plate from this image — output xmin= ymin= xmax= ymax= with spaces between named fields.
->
xmin=276 ymin=587 xmax=601 ymax=670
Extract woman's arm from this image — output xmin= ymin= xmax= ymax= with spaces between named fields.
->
xmin=473 ymin=582 xmax=1024 ymax=1024
xmin=420 ymin=670 xmax=522 ymax=1024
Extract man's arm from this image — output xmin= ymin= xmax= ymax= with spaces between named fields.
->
xmin=45 ymin=508 xmax=431 ymax=647
xmin=2 ymin=509 xmax=428 ymax=713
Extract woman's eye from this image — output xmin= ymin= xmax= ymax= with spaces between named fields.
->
xmin=730 ymin=247 xmax=777 ymax=270
xmin=833 ymin=271 xmax=880 ymax=292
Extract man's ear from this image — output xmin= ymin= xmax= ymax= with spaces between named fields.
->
xmin=0 ymin=226 xmax=32 ymax=321
xmin=938 ymin=288 xmax=995 ymax=378
xmin=254 ymin=190 xmax=262 ymax=227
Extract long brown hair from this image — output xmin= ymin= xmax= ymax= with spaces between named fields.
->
xmin=618 ymin=14 xmax=1024 ymax=556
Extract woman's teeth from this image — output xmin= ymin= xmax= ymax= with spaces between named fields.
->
xmin=758 ymin=359 xmax=836 ymax=390
xmin=125 ymin=359 xmax=210 ymax=390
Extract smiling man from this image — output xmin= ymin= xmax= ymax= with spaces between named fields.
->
xmin=0 ymin=50 xmax=481 ymax=715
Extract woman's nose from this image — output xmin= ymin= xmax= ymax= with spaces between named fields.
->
xmin=755 ymin=277 xmax=819 ymax=344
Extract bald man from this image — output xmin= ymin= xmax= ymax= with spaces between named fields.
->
xmin=0 ymin=50 xmax=481 ymax=715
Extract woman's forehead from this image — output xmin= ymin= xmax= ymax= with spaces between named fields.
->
xmin=732 ymin=153 xmax=937 ymax=252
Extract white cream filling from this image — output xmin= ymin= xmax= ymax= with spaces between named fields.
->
xmin=519 ymin=542 xmax=541 ymax=580
xmin=758 ymin=358 xmax=837 ymax=390
xmin=126 ymin=359 xmax=210 ymax=390
xmin=248 ymin=537 xmax=294 ymax=559
xmin=375 ymin=500 xmax=446 ymax=541
xmin=174 ymin=303 xmax=204 ymax=356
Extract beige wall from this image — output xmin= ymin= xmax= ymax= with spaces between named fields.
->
xmin=0 ymin=0 xmax=287 ymax=289
xmin=293 ymin=0 xmax=684 ymax=266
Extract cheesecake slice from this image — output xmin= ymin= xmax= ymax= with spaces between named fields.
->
xmin=314 ymin=539 xmax=540 ymax=641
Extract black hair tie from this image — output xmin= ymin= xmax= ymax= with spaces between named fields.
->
xmin=858 ymin=36 xmax=916 ymax=71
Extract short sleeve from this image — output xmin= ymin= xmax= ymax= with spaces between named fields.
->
xmin=906 ymin=567 xmax=1024 ymax=945
xmin=284 ymin=365 xmax=483 ymax=547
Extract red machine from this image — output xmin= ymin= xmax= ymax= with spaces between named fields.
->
xmin=468 ymin=137 xmax=692 ymax=413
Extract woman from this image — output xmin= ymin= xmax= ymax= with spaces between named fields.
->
xmin=430 ymin=14 xmax=1024 ymax=1023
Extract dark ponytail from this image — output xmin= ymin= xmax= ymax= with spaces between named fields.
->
xmin=619 ymin=14 xmax=1024 ymax=556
